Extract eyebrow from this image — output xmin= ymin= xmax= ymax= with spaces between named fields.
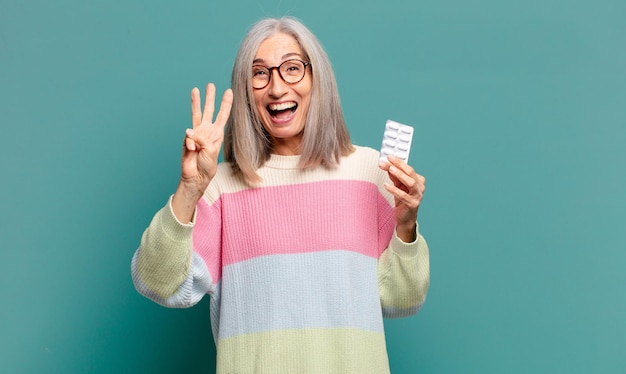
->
xmin=253 ymin=52 xmax=303 ymax=64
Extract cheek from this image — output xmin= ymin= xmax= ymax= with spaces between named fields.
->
xmin=253 ymin=94 xmax=266 ymax=114
xmin=300 ymin=90 xmax=313 ymax=114
xmin=301 ymin=82 xmax=313 ymax=106
xmin=252 ymin=92 xmax=262 ymax=107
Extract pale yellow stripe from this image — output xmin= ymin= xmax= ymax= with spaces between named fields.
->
xmin=216 ymin=328 xmax=390 ymax=374
xmin=378 ymin=234 xmax=430 ymax=310
xmin=136 ymin=204 xmax=193 ymax=298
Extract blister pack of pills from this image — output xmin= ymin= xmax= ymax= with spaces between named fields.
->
xmin=379 ymin=119 xmax=414 ymax=163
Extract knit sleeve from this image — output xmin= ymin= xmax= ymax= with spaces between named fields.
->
xmin=131 ymin=195 xmax=212 ymax=308
xmin=377 ymin=225 xmax=430 ymax=318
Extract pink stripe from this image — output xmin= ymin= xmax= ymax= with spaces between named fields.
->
xmin=193 ymin=198 xmax=223 ymax=285
xmin=193 ymin=180 xmax=395 ymax=283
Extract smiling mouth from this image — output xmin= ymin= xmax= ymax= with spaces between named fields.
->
xmin=267 ymin=102 xmax=297 ymax=119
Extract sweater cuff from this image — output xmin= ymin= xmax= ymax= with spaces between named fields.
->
xmin=390 ymin=223 xmax=420 ymax=258
xmin=160 ymin=195 xmax=195 ymax=242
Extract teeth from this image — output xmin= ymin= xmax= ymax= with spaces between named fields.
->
xmin=268 ymin=102 xmax=296 ymax=111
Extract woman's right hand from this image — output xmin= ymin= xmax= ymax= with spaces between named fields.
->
xmin=173 ymin=83 xmax=233 ymax=223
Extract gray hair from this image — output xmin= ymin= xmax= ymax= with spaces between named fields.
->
xmin=224 ymin=17 xmax=354 ymax=184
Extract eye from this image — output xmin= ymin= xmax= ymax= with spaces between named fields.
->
xmin=281 ymin=61 xmax=303 ymax=76
xmin=252 ymin=66 xmax=268 ymax=77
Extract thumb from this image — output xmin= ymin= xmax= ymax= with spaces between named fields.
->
xmin=186 ymin=128 xmax=214 ymax=151
xmin=184 ymin=129 xmax=198 ymax=151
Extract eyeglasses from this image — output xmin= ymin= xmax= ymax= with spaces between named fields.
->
xmin=252 ymin=59 xmax=311 ymax=89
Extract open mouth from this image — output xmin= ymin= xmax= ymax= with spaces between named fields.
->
xmin=267 ymin=102 xmax=297 ymax=120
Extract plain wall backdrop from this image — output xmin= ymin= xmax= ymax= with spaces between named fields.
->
xmin=1 ymin=0 xmax=625 ymax=373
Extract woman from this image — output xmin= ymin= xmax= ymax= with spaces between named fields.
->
xmin=132 ymin=17 xmax=429 ymax=373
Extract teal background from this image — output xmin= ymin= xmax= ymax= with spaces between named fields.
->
xmin=1 ymin=0 xmax=625 ymax=372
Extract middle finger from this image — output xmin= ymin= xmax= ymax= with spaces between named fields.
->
xmin=202 ymin=83 xmax=216 ymax=125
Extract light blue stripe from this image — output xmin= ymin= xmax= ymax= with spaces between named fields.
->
xmin=131 ymin=250 xmax=212 ymax=309
xmin=382 ymin=303 xmax=424 ymax=318
xmin=217 ymin=250 xmax=383 ymax=339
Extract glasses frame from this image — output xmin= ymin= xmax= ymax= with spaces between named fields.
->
xmin=252 ymin=59 xmax=311 ymax=89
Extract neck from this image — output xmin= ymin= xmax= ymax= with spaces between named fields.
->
xmin=271 ymin=135 xmax=303 ymax=155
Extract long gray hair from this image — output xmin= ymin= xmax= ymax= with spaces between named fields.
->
xmin=224 ymin=17 xmax=354 ymax=184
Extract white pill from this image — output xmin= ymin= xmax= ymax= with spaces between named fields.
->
xmin=395 ymin=150 xmax=408 ymax=158
xmin=384 ymin=131 xmax=398 ymax=139
xmin=383 ymin=139 xmax=396 ymax=147
xmin=388 ymin=122 xmax=400 ymax=130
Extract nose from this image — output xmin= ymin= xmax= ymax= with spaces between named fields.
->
xmin=267 ymin=68 xmax=288 ymax=98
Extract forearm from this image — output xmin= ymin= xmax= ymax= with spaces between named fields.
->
xmin=132 ymin=197 xmax=195 ymax=301
xmin=378 ymin=227 xmax=430 ymax=318
xmin=172 ymin=182 xmax=204 ymax=224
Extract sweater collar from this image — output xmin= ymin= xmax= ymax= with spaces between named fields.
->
xmin=263 ymin=153 xmax=301 ymax=170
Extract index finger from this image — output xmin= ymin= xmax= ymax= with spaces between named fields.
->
xmin=387 ymin=155 xmax=415 ymax=176
xmin=202 ymin=83 xmax=217 ymax=125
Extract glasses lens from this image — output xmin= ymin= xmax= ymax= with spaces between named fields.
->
xmin=279 ymin=60 xmax=305 ymax=83
xmin=252 ymin=66 xmax=270 ymax=89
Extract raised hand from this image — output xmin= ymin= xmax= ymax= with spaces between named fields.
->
xmin=173 ymin=83 xmax=233 ymax=223
xmin=379 ymin=155 xmax=426 ymax=242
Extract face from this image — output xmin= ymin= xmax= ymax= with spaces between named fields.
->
xmin=252 ymin=32 xmax=312 ymax=155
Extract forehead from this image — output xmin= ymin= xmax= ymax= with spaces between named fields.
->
xmin=254 ymin=32 xmax=303 ymax=63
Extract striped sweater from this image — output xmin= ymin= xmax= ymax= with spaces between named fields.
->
xmin=132 ymin=145 xmax=430 ymax=373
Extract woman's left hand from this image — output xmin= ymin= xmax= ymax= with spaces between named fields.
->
xmin=379 ymin=155 xmax=426 ymax=242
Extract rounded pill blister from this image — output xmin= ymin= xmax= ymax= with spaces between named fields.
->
xmin=384 ymin=131 xmax=398 ymax=139
xmin=383 ymin=139 xmax=397 ymax=147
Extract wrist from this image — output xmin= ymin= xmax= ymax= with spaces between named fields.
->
xmin=177 ymin=179 xmax=204 ymax=200
xmin=396 ymin=221 xmax=417 ymax=243
xmin=172 ymin=183 xmax=203 ymax=223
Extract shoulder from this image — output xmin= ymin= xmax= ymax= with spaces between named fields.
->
xmin=202 ymin=162 xmax=249 ymax=202
xmin=340 ymin=145 xmax=382 ymax=171
xmin=334 ymin=145 xmax=387 ymax=184
xmin=348 ymin=145 xmax=382 ymax=163
xmin=345 ymin=145 xmax=394 ymax=204
xmin=215 ymin=161 xmax=237 ymax=176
